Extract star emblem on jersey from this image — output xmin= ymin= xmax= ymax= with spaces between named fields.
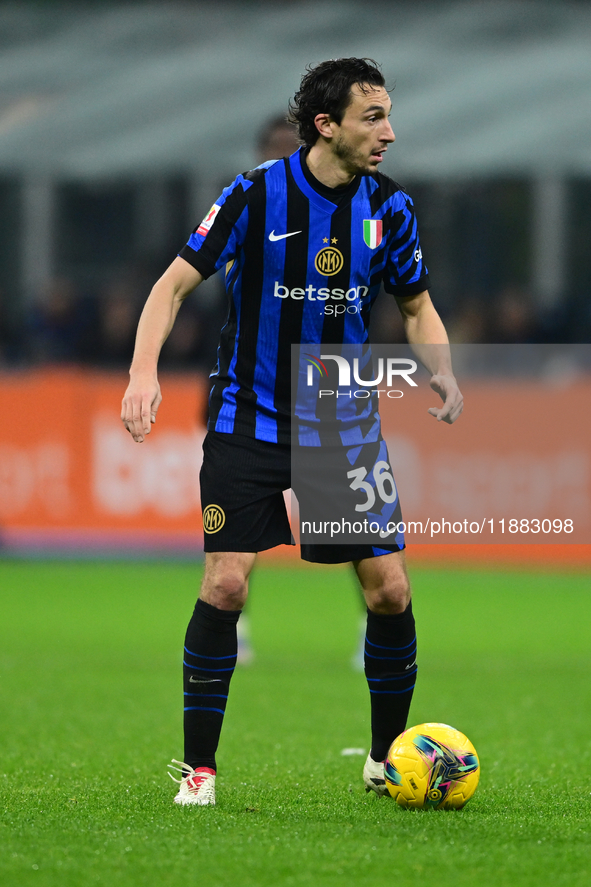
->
xmin=363 ymin=219 xmax=383 ymax=249
xmin=268 ymin=230 xmax=302 ymax=241
xmin=203 ymin=504 xmax=226 ymax=534
xmin=314 ymin=246 xmax=344 ymax=276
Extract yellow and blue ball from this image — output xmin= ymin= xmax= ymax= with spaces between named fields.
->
xmin=384 ymin=722 xmax=480 ymax=809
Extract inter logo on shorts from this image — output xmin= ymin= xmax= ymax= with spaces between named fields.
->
xmin=314 ymin=246 xmax=344 ymax=276
xmin=363 ymin=219 xmax=383 ymax=249
xmin=203 ymin=504 xmax=226 ymax=534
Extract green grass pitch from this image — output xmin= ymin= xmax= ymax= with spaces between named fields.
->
xmin=1 ymin=558 xmax=590 ymax=887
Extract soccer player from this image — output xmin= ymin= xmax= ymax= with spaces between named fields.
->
xmin=234 ymin=113 xmax=300 ymax=665
xmin=121 ymin=58 xmax=463 ymax=806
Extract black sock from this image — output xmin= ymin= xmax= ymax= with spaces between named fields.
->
xmin=365 ymin=602 xmax=417 ymax=762
xmin=183 ymin=598 xmax=240 ymax=772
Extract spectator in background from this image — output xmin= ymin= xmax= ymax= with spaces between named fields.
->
xmin=160 ymin=303 xmax=207 ymax=370
xmin=85 ymin=272 xmax=213 ymax=372
xmin=26 ymin=277 xmax=92 ymax=364
xmin=256 ymin=114 xmax=300 ymax=162
xmin=489 ymin=285 xmax=541 ymax=343
xmin=544 ymin=290 xmax=590 ymax=344
xmin=0 ymin=286 xmax=21 ymax=364
xmin=91 ymin=279 xmax=141 ymax=367
xmin=446 ymin=297 xmax=488 ymax=344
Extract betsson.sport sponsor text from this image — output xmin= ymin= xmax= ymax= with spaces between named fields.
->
xmin=274 ymin=280 xmax=368 ymax=315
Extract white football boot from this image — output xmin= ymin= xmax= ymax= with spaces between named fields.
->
xmin=168 ymin=760 xmax=216 ymax=806
xmin=363 ymin=753 xmax=388 ymax=796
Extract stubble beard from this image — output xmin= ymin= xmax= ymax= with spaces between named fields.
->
xmin=333 ymin=133 xmax=374 ymax=177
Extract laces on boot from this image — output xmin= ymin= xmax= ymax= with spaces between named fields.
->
xmin=168 ymin=759 xmax=195 ymax=783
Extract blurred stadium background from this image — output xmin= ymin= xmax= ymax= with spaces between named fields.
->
xmin=1 ymin=7 xmax=590 ymax=885
xmin=0 ymin=0 xmax=590 ymax=561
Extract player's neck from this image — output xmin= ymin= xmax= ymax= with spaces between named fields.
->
xmin=305 ymin=144 xmax=356 ymax=189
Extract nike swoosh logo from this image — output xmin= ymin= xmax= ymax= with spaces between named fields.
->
xmin=379 ymin=528 xmax=394 ymax=539
xmin=188 ymin=676 xmax=223 ymax=684
xmin=269 ymin=230 xmax=302 ymax=241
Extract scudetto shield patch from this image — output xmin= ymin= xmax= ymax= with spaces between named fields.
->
xmin=363 ymin=219 xmax=383 ymax=249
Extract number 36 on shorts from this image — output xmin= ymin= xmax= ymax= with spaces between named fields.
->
xmin=347 ymin=461 xmax=398 ymax=512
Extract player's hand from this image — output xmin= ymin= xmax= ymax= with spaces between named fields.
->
xmin=427 ymin=374 xmax=463 ymax=425
xmin=121 ymin=375 xmax=162 ymax=443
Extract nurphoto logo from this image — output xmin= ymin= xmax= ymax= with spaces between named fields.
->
xmin=304 ymin=354 xmax=418 ymax=388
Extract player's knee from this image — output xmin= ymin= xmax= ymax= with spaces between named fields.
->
xmin=366 ymin=579 xmax=411 ymax=615
xmin=358 ymin=553 xmax=411 ymax=615
xmin=201 ymin=569 xmax=248 ymax=610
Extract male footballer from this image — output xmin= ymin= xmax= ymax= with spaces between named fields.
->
xmin=122 ymin=58 xmax=463 ymax=806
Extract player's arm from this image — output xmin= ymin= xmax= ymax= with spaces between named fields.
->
xmin=121 ymin=257 xmax=203 ymax=443
xmin=395 ymin=289 xmax=463 ymax=425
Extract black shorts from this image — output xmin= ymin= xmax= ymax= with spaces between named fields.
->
xmin=199 ymin=432 xmax=404 ymax=565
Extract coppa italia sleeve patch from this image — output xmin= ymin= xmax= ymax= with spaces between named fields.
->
xmin=197 ymin=204 xmax=222 ymax=236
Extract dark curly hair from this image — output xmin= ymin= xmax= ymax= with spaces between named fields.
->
xmin=288 ymin=58 xmax=386 ymax=148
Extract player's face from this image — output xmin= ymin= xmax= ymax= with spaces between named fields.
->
xmin=332 ymin=85 xmax=394 ymax=175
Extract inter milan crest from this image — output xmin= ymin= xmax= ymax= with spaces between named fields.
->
xmin=363 ymin=219 xmax=383 ymax=249
xmin=203 ymin=504 xmax=226 ymax=533
xmin=314 ymin=246 xmax=344 ymax=276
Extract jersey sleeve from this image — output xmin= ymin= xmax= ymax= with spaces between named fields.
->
xmin=179 ymin=172 xmax=254 ymax=279
xmin=383 ymin=193 xmax=430 ymax=297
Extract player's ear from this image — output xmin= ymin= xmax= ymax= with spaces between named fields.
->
xmin=314 ymin=113 xmax=335 ymax=140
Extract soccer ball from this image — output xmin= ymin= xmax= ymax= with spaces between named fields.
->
xmin=384 ymin=722 xmax=480 ymax=809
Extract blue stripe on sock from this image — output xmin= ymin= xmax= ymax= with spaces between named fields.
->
xmin=364 ymin=647 xmax=416 ymax=661
xmin=183 ymin=661 xmax=235 ymax=672
xmin=366 ymin=668 xmax=418 ymax=681
xmin=369 ymin=684 xmax=416 ymax=695
xmin=183 ymin=692 xmax=228 ymax=699
xmin=365 ymin=636 xmax=416 ymax=652
xmin=183 ymin=706 xmax=226 ymax=714
xmin=184 ymin=646 xmax=237 ymax=661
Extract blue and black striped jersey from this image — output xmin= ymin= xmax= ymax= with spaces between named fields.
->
xmin=179 ymin=147 xmax=429 ymax=444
